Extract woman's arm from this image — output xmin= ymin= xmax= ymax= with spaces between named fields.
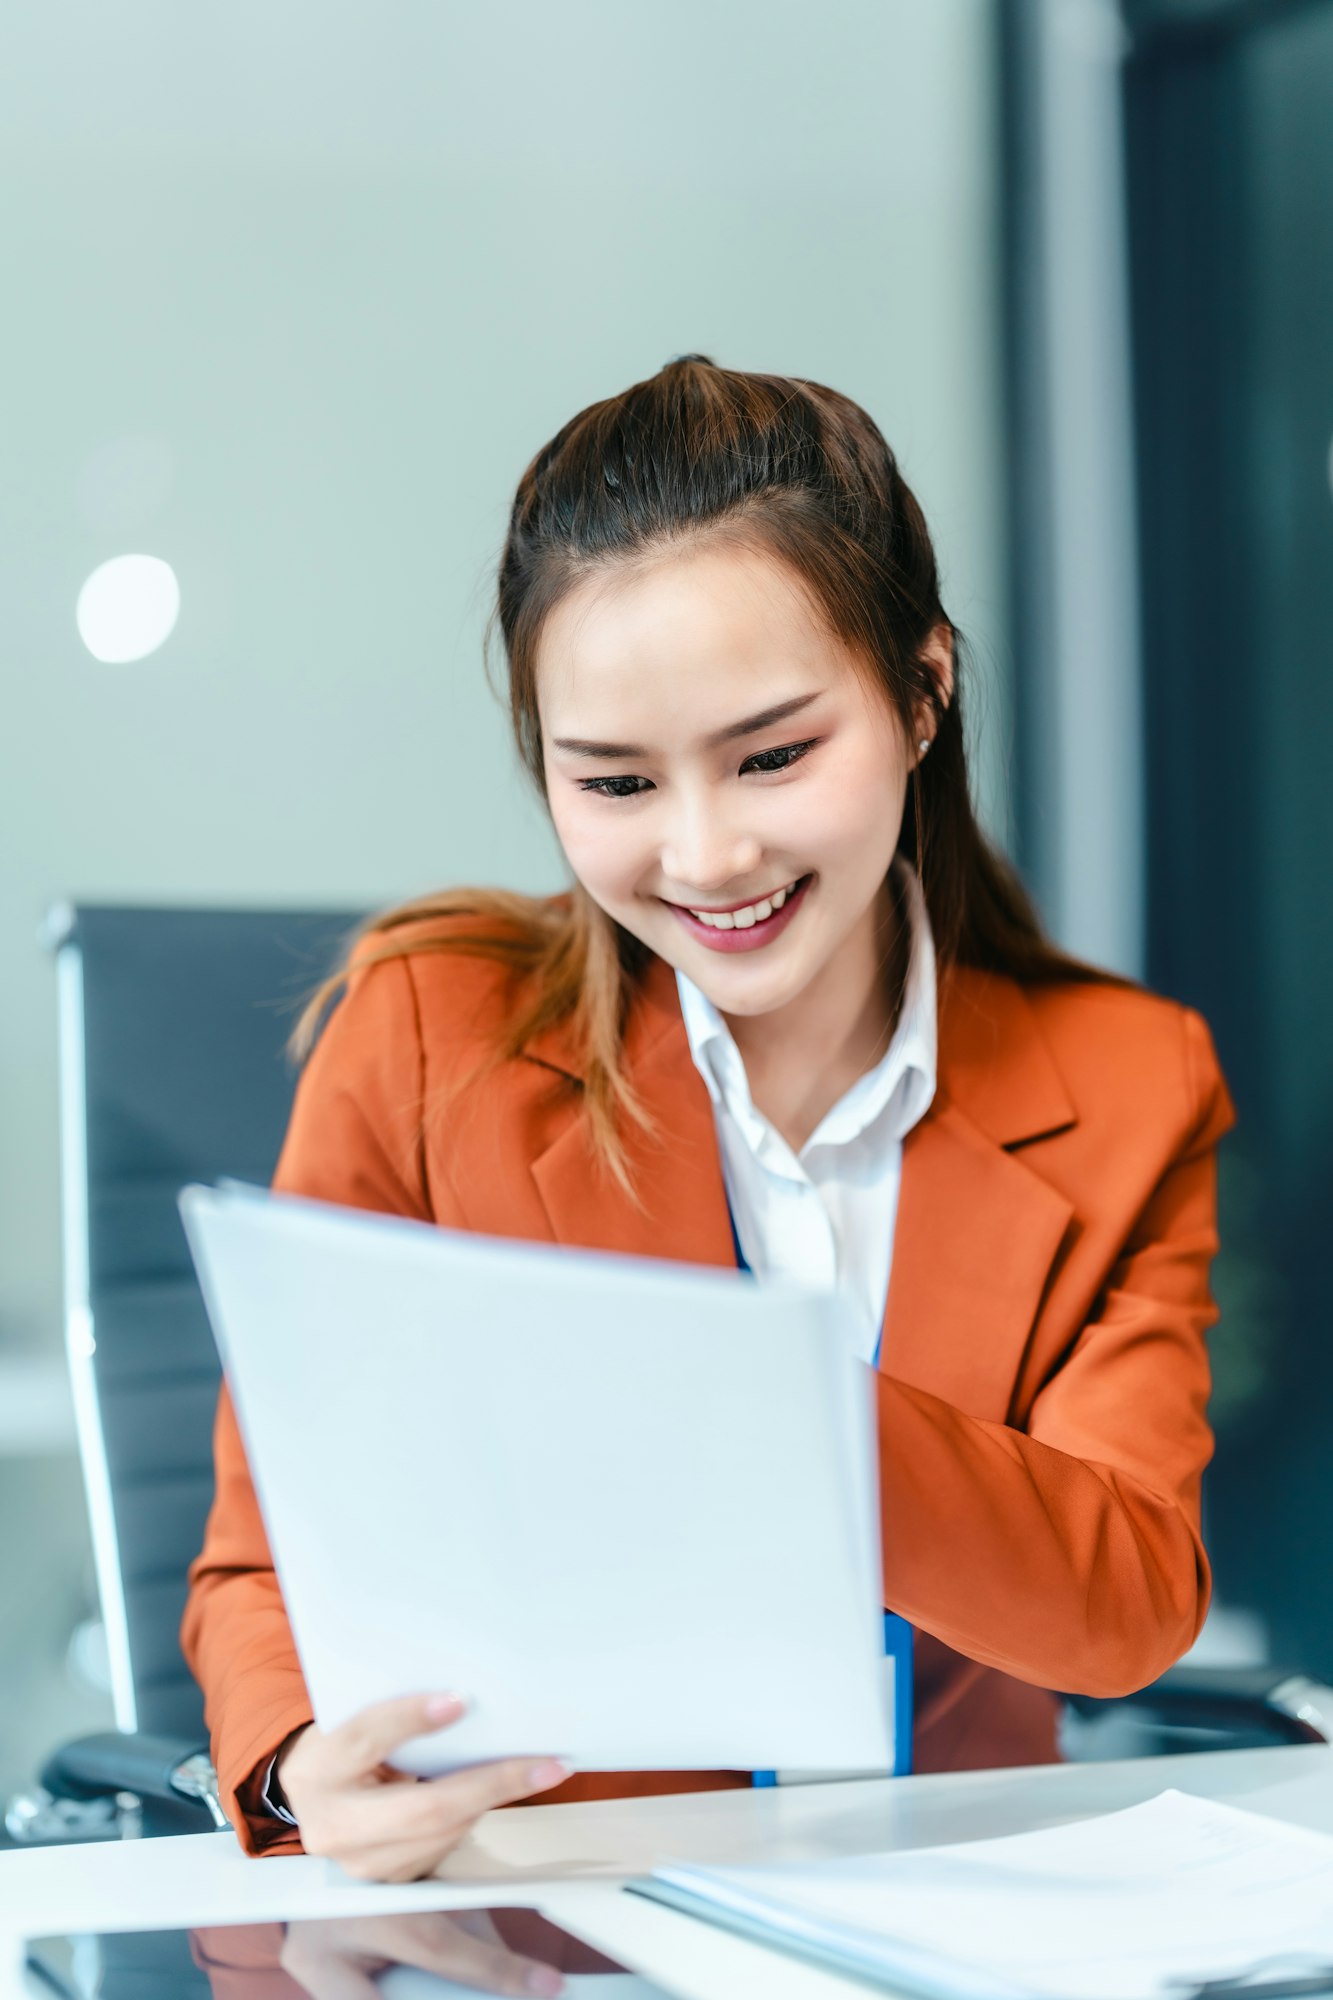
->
xmin=879 ymin=1009 xmax=1232 ymax=1696
xmin=182 ymin=1383 xmax=314 ymax=1852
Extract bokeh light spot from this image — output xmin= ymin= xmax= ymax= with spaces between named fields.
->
xmin=76 ymin=554 xmax=181 ymax=664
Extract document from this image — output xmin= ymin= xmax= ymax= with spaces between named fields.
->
xmin=180 ymin=1182 xmax=892 ymax=1778
xmin=636 ymin=1789 xmax=1333 ymax=1999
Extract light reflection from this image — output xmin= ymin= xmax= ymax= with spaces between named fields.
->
xmin=76 ymin=553 xmax=180 ymax=663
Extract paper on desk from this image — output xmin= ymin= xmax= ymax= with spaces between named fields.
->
xmin=645 ymin=1789 xmax=1333 ymax=2000
xmin=180 ymin=1182 xmax=892 ymax=1778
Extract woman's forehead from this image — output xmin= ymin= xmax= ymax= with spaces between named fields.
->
xmin=535 ymin=541 xmax=857 ymax=736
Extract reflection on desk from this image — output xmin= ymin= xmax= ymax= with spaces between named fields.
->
xmin=30 ymin=1907 xmax=679 ymax=2000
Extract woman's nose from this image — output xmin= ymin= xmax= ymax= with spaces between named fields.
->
xmin=660 ymin=806 xmax=762 ymax=895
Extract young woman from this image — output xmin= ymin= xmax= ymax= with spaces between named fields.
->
xmin=183 ymin=357 xmax=1234 ymax=1883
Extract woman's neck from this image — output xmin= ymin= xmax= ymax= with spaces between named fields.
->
xmin=724 ymin=873 xmax=907 ymax=1154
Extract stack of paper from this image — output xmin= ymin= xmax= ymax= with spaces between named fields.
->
xmin=636 ymin=1791 xmax=1333 ymax=1999
xmin=180 ymin=1181 xmax=893 ymax=1778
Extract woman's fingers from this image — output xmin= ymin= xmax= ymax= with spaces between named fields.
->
xmin=342 ymin=1754 xmax=568 ymax=1855
xmin=315 ymin=1691 xmax=466 ymax=1789
xmin=278 ymin=1690 xmax=569 ymax=1881
xmin=406 ymin=1756 xmax=570 ymax=1833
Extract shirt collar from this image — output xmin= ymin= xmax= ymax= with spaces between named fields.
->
xmin=674 ymin=857 xmax=938 ymax=1157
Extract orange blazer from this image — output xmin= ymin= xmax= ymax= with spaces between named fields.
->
xmin=182 ymin=923 xmax=1235 ymax=1855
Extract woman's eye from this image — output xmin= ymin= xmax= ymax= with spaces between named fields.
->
xmin=740 ymin=739 xmax=816 ymax=776
xmin=578 ymin=774 xmax=654 ymax=799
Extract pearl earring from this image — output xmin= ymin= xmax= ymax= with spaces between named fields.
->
xmin=918 ymin=737 xmax=931 ymax=756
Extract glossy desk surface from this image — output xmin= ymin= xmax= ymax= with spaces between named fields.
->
xmin=4 ymin=1745 xmax=1332 ymax=2000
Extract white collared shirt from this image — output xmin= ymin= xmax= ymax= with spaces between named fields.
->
xmin=675 ymin=858 xmax=938 ymax=1362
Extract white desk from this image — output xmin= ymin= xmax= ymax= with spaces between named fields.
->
xmin=4 ymin=1745 xmax=1332 ymax=2000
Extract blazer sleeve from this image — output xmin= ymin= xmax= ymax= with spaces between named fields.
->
xmin=180 ymin=953 xmax=432 ymax=1854
xmin=878 ymin=1005 xmax=1235 ymax=1697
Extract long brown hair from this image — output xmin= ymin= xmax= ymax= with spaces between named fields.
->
xmin=295 ymin=356 xmax=1104 ymax=1180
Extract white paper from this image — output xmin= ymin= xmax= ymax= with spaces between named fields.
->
xmin=650 ymin=1789 xmax=1333 ymax=2000
xmin=180 ymin=1182 xmax=891 ymax=1778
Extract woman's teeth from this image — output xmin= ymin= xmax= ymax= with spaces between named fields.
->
xmin=688 ymin=880 xmax=798 ymax=930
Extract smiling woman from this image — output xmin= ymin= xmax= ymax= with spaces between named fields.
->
xmin=535 ymin=540 xmax=941 ymax=1144
xmin=182 ymin=357 xmax=1235 ymax=1882
xmin=287 ymin=357 xmax=1081 ymax=1178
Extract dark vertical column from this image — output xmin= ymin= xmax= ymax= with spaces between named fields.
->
xmin=999 ymin=0 xmax=1056 ymax=899
xmin=1125 ymin=0 xmax=1333 ymax=1671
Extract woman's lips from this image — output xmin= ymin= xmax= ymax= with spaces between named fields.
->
xmin=664 ymin=875 xmax=812 ymax=953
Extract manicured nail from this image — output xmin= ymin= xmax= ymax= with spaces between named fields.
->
xmin=527 ymin=1759 xmax=568 ymax=1791
xmin=425 ymin=1692 xmax=465 ymax=1723
xmin=524 ymin=1967 xmax=563 ymax=1997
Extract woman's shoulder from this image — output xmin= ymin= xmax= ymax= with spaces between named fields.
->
xmin=946 ymin=963 xmax=1234 ymax=1155
xmin=279 ymin=896 xmax=566 ymax=1216
xmin=1018 ymin=970 xmax=1234 ymax=1151
xmin=333 ymin=889 xmax=567 ymax=1062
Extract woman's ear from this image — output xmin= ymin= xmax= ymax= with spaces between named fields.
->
xmin=920 ymin=622 xmax=955 ymax=710
xmin=912 ymin=623 xmax=954 ymax=760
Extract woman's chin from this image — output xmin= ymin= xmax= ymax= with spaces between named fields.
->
xmin=684 ymin=945 xmax=816 ymax=1019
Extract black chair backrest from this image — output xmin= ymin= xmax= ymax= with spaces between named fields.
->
xmin=52 ymin=906 xmax=362 ymax=1738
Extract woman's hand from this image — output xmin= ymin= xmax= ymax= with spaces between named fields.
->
xmin=275 ymin=1692 xmax=568 ymax=1882
xmin=279 ymin=1910 xmax=564 ymax=1999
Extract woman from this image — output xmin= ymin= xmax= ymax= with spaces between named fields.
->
xmin=183 ymin=356 xmax=1234 ymax=1882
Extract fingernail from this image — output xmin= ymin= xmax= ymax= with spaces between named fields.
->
xmin=527 ymin=1759 xmax=568 ymax=1791
xmin=524 ymin=1968 xmax=563 ymax=1997
xmin=425 ymin=1692 xmax=465 ymax=1723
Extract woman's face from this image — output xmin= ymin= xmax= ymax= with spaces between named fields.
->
xmin=538 ymin=540 xmax=933 ymax=1022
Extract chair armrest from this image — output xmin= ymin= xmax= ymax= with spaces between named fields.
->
xmin=40 ymin=1731 xmax=229 ymax=1826
xmin=1068 ymin=1667 xmax=1333 ymax=1746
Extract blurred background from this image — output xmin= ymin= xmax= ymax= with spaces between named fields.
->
xmin=0 ymin=0 xmax=1329 ymax=1806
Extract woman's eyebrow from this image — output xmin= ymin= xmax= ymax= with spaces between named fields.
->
xmin=551 ymin=691 xmax=823 ymax=760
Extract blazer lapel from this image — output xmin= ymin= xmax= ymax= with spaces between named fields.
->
xmin=528 ymin=956 xmax=736 ymax=1269
xmin=525 ymin=955 xmax=1082 ymax=1423
xmin=880 ymin=969 xmax=1078 ymax=1423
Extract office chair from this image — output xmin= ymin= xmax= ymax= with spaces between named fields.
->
xmin=7 ymin=904 xmax=1330 ymax=1847
xmin=6 ymin=904 xmax=360 ymax=1844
